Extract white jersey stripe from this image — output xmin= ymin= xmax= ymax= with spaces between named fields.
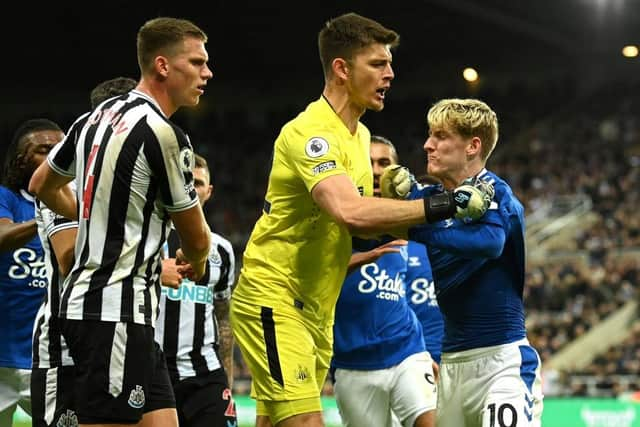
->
xmin=155 ymin=230 xmax=234 ymax=380
xmin=109 ymin=322 xmax=127 ymax=397
xmin=49 ymin=92 xmax=198 ymax=327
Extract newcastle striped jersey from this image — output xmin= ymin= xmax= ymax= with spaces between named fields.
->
xmin=32 ymin=193 xmax=77 ymax=368
xmin=155 ymin=228 xmax=234 ymax=381
xmin=46 ymin=90 xmax=199 ymax=327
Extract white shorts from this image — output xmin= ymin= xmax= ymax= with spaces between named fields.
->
xmin=437 ymin=338 xmax=543 ymax=427
xmin=0 ymin=367 xmax=31 ymax=425
xmin=333 ymin=351 xmax=437 ymax=427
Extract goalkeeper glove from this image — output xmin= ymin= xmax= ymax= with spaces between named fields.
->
xmin=380 ymin=165 xmax=415 ymax=199
xmin=423 ymin=179 xmax=494 ymax=223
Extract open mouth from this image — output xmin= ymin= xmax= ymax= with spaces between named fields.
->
xmin=376 ymin=88 xmax=386 ymax=99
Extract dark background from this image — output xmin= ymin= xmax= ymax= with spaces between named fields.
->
xmin=2 ymin=0 xmax=640 ymax=234
xmin=4 ymin=0 xmax=640 ymax=116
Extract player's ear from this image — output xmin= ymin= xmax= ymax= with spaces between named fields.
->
xmin=155 ymin=55 xmax=170 ymax=78
xmin=332 ymin=58 xmax=349 ymax=82
xmin=466 ymin=136 xmax=482 ymax=158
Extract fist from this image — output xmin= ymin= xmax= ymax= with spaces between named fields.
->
xmin=452 ymin=180 xmax=494 ymax=222
xmin=380 ymin=165 xmax=414 ymax=199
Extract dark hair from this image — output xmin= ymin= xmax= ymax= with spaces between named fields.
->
xmin=371 ymin=134 xmax=399 ymax=163
xmin=90 ymin=77 xmax=137 ymax=108
xmin=318 ymin=12 xmax=399 ymax=78
xmin=3 ymin=119 xmax=62 ymax=192
xmin=137 ymin=17 xmax=208 ymax=74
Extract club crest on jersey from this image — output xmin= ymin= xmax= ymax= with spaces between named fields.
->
xmin=305 ymin=137 xmax=329 ymax=158
xmin=56 ymin=410 xmax=78 ymax=427
xmin=294 ymin=365 xmax=310 ymax=382
xmin=210 ymin=249 xmax=222 ymax=266
xmin=179 ymin=148 xmax=194 ymax=173
xmin=128 ymin=385 xmax=145 ymax=409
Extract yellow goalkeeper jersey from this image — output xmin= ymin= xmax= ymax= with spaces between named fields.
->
xmin=235 ymin=96 xmax=373 ymax=325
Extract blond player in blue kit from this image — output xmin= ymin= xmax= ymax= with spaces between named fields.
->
xmin=230 ymin=13 xmax=494 ymax=427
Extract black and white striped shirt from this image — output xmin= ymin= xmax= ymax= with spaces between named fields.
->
xmin=155 ymin=229 xmax=234 ymax=381
xmin=47 ymin=90 xmax=198 ymax=327
xmin=32 ymin=193 xmax=77 ymax=369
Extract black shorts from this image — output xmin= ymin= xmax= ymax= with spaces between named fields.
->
xmin=61 ymin=319 xmax=175 ymax=424
xmin=31 ymin=365 xmax=76 ymax=427
xmin=173 ymin=368 xmax=237 ymax=427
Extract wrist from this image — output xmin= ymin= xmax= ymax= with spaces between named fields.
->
xmin=423 ymin=191 xmax=456 ymax=223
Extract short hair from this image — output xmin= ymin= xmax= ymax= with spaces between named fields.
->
xmin=370 ymin=134 xmax=399 ymax=163
xmin=90 ymin=77 xmax=137 ymax=108
xmin=427 ymin=98 xmax=499 ymax=161
xmin=193 ymin=153 xmax=212 ymax=185
xmin=3 ymin=118 xmax=62 ymax=192
xmin=318 ymin=13 xmax=399 ymax=78
xmin=137 ymin=17 xmax=208 ymax=75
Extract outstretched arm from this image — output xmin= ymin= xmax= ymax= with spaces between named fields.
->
xmin=347 ymin=239 xmax=407 ymax=274
xmin=311 ymin=174 xmax=425 ymax=235
xmin=0 ymin=218 xmax=37 ymax=252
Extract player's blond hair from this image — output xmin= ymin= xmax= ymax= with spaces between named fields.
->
xmin=427 ymin=98 xmax=499 ymax=161
xmin=137 ymin=17 xmax=208 ymax=75
xmin=318 ymin=13 xmax=399 ymax=79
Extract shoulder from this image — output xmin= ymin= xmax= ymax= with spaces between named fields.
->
xmin=0 ymin=186 xmax=19 ymax=206
xmin=0 ymin=186 xmax=14 ymax=198
xmin=281 ymin=99 xmax=340 ymax=145
xmin=482 ymin=170 xmax=523 ymax=213
xmin=142 ymin=113 xmax=191 ymax=151
xmin=67 ymin=111 xmax=91 ymax=134
xmin=211 ymin=232 xmax=234 ymax=255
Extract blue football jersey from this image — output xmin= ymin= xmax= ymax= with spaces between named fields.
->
xmin=408 ymin=169 xmax=526 ymax=352
xmin=405 ymin=241 xmax=444 ymax=363
xmin=332 ymin=243 xmax=425 ymax=370
xmin=0 ymin=186 xmax=47 ymax=369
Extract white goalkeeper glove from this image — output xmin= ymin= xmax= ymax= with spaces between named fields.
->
xmin=380 ymin=165 xmax=415 ymax=199
xmin=452 ymin=180 xmax=493 ymax=222
xmin=424 ymin=179 xmax=494 ymax=223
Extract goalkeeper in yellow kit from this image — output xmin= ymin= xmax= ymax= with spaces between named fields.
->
xmin=230 ymin=12 xmax=493 ymax=427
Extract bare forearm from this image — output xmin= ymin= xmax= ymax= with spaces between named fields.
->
xmin=214 ymin=300 xmax=234 ymax=388
xmin=179 ymin=224 xmax=211 ymax=279
xmin=344 ymin=197 xmax=425 ymax=234
xmin=0 ymin=220 xmax=37 ymax=252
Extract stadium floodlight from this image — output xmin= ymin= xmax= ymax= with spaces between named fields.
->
xmin=621 ymin=45 xmax=639 ymax=57
xmin=463 ymin=67 xmax=479 ymax=82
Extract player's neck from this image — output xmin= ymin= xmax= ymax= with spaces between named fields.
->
xmin=136 ymin=79 xmax=177 ymax=118
xmin=322 ymin=86 xmax=365 ymax=135
xmin=441 ymin=162 xmax=485 ymax=189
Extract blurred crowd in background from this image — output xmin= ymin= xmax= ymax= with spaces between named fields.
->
xmin=2 ymin=69 xmax=639 ymax=400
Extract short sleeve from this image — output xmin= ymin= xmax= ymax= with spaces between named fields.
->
xmin=281 ymin=130 xmax=348 ymax=192
xmin=48 ymin=113 xmax=90 ymax=177
xmin=143 ymin=122 xmax=198 ymax=213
